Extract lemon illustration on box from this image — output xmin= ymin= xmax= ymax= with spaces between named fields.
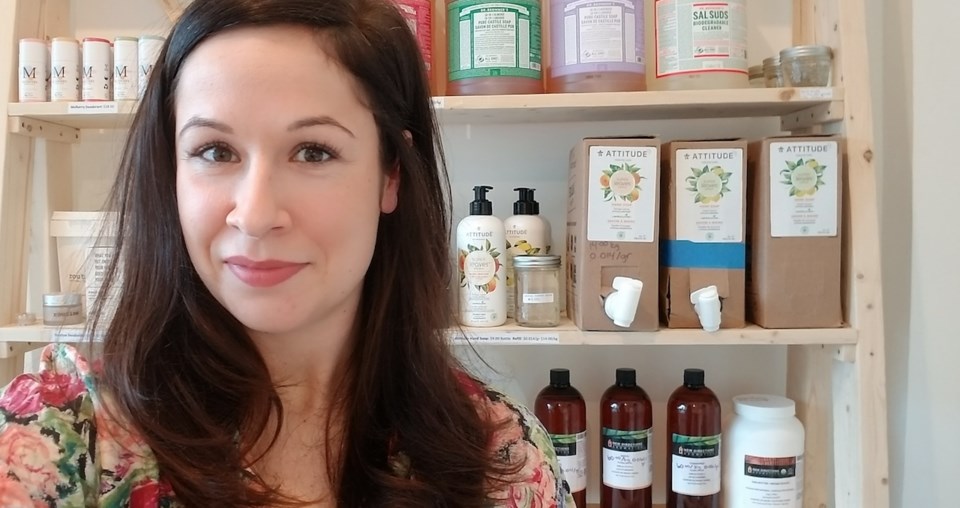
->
xmin=600 ymin=162 xmax=645 ymax=202
xmin=780 ymin=158 xmax=826 ymax=197
xmin=686 ymin=165 xmax=732 ymax=204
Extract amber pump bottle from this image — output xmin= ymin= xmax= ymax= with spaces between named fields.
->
xmin=666 ymin=368 xmax=721 ymax=508
xmin=534 ymin=368 xmax=587 ymax=507
xmin=600 ymin=368 xmax=653 ymax=508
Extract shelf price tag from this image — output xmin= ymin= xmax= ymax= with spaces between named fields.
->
xmin=67 ymin=102 xmax=119 ymax=114
xmin=797 ymin=88 xmax=833 ymax=100
xmin=450 ymin=331 xmax=560 ymax=345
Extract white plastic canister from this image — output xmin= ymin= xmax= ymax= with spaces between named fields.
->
xmin=723 ymin=394 xmax=805 ymax=508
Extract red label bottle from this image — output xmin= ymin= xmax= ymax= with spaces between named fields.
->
xmin=667 ymin=368 xmax=721 ymax=508
xmin=601 ymin=368 xmax=653 ymax=508
xmin=535 ymin=368 xmax=587 ymax=507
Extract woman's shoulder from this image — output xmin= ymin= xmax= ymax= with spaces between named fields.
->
xmin=456 ymin=373 xmax=577 ymax=508
xmin=0 ymin=343 xmax=175 ymax=507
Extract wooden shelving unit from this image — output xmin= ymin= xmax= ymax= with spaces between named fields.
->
xmin=0 ymin=0 xmax=889 ymax=507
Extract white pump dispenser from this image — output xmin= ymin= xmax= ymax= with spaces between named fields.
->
xmin=457 ymin=185 xmax=507 ymax=327
xmin=603 ymin=277 xmax=644 ymax=328
xmin=690 ymin=285 xmax=722 ymax=332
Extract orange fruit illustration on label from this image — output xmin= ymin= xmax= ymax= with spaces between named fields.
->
xmin=600 ymin=173 xmax=611 ymax=188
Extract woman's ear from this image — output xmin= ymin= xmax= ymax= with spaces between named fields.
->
xmin=381 ymin=131 xmax=412 ymax=214
xmin=381 ymin=161 xmax=400 ymax=214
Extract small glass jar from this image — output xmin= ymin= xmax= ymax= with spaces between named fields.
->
xmin=748 ymin=65 xmax=765 ymax=88
xmin=762 ymin=56 xmax=784 ymax=88
xmin=779 ymin=45 xmax=833 ymax=87
xmin=42 ymin=292 xmax=84 ymax=326
xmin=513 ymin=255 xmax=561 ymax=327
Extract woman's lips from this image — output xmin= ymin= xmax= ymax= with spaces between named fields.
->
xmin=225 ymin=257 xmax=306 ymax=287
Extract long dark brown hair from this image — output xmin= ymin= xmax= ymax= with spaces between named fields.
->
xmin=90 ymin=0 xmax=510 ymax=505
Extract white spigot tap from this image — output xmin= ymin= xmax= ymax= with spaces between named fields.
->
xmin=690 ymin=286 xmax=722 ymax=332
xmin=603 ymin=277 xmax=644 ymax=328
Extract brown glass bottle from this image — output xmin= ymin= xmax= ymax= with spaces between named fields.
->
xmin=534 ymin=368 xmax=587 ymax=507
xmin=666 ymin=368 xmax=721 ymax=508
xmin=600 ymin=368 xmax=653 ymax=508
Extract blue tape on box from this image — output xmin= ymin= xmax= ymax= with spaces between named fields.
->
xmin=661 ymin=240 xmax=746 ymax=269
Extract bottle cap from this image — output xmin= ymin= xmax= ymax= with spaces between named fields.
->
xmin=615 ymin=368 xmax=636 ymax=387
xmin=469 ymin=185 xmax=493 ymax=215
xmin=733 ymin=394 xmax=796 ymax=419
xmin=512 ymin=187 xmax=536 ymax=215
xmin=549 ymin=368 xmax=570 ymax=388
xmin=683 ymin=368 xmax=705 ymax=388
xmin=529 ymin=188 xmax=541 ymax=215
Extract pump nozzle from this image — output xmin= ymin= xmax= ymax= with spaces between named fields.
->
xmin=512 ymin=187 xmax=535 ymax=215
xmin=690 ymin=286 xmax=722 ymax=332
xmin=470 ymin=186 xmax=494 ymax=215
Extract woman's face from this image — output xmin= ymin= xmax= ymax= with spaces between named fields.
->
xmin=174 ymin=25 xmax=399 ymax=337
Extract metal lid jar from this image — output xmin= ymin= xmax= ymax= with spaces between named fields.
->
xmin=779 ymin=45 xmax=834 ymax=87
xmin=762 ymin=55 xmax=784 ymax=88
xmin=513 ymin=255 xmax=561 ymax=327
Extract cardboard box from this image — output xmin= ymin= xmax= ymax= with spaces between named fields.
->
xmin=566 ymin=137 xmax=660 ymax=331
xmin=747 ymin=135 xmax=844 ymax=328
xmin=661 ymin=140 xmax=748 ymax=329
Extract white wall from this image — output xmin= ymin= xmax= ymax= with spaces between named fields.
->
xmin=881 ymin=0 xmax=960 ymax=506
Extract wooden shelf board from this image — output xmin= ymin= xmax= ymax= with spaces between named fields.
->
xmin=433 ymin=87 xmax=842 ymax=124
xmin=451 ymin=318 xmax=856 ymax=346
xmin=7 ymin=87 xmax=842 ymax=129
xmin=0 ymin=323 xmax=96 ymax=343
xmin=0 ymin=319 xmax=857 ymax=346
xmin=8 ymin=101 xmax=138 ymax=130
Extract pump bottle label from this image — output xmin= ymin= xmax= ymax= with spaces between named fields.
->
xmin=550 ymin=0 xmax=644 ymax=77
xmin=654 ymin=0 xmax=747 ymax=78
xmin=602 ymin=427 xmax=653 ymax=489
xmin=448 ymin=0 xmax=542 ymax=81
xmin=551 ymin=431 xmax=587 ymax=493
xmin=671 ymin=433 xmax=721 ymax=496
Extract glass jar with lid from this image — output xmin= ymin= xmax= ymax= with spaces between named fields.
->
xmin=748 ymin=65 xmax=765 ymax=88
xmin=762 ymin=56 xmax=784 ymax=88
xmin=779 ymin=45 xmax=834 ymax=87
xmin=513 ymin=255 xmax=561 ymax=327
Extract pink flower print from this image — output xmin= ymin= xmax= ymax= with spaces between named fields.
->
xmin=38 ymin=371 xmax=87 ymax=408
xmin=0 ymin=424 xmax=62 ymax=499
xmin=129 ymin=478 xmax=170 ymax=508
xmin=95 ymin=398 xmax=151 ymax=469
xmin=0 ymin=475 xmax=36 ymax=507
xmin=0 ymin=376 xmax=44 ymax=417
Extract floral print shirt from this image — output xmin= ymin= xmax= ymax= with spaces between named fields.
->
xmin=0 ymin=344 xmax=575 ymax=508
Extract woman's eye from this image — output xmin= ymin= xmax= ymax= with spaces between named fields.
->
xmin=294 ymin=145 xmax=333 ymax=163
xmin=200 ymin=145 xmax=237 ymax=163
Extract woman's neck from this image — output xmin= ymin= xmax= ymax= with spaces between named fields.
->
xmin=244 ymin=305 xmax=356 ymax=503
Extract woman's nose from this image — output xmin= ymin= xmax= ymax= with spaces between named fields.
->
xmin=225 ymin=158 xmax=291 ymax=238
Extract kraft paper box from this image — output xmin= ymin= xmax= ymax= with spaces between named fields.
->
xmin=566 ymin=137 xmax=660 ymax=332
xmin=661 ymin=140 xmax=747 ymax=329
xmin=747 ymin=135 xmax=844 ymax=328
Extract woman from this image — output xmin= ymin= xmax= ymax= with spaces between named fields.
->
xmin=0 ymin=0 xmax=575 ymax=506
